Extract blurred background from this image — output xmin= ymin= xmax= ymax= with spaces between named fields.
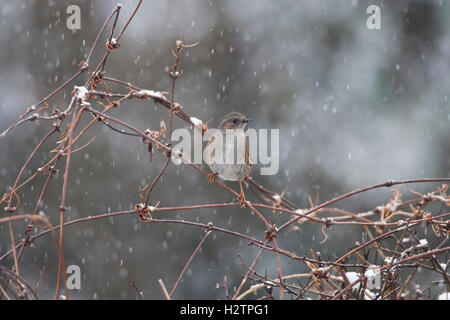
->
xmin=0 ymin=0 xmax=449 ymax=299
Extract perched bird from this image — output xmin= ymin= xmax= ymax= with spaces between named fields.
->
xmin=204 ymin=112 xmax=252 ymax=206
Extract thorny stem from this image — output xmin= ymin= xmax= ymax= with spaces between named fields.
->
xmin=6 ymin=128 xmax=57 ymax=210
xmin=55 ymin=103 xmax=84 ymax=299
xmin=272 ymin=238 xmax=284 ymax=300
xmin=277 ymin=178 xmax=450 ymax=234
xmin=85 ymin=4 xmax=122 ymax=66
xmin=169 ymin=229 xmax=212 ymax=298
xmin=232 ymin=240 xmax=269 ymax=300
xmin=0 ymin=70 xmax=82 ymax=141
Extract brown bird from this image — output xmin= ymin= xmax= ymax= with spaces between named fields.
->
xmin=204 ymin=112 xmax=252 ymax=206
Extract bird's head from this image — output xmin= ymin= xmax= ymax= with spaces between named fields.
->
xmin=219 ymin=112 xmax=252 ymax=130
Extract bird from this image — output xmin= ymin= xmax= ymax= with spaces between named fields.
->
xmin=204 ymin=112 xmax=252 ymax=207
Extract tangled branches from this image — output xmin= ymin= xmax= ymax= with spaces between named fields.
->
xmin=0 ymin=1 xmax=449 ymax=300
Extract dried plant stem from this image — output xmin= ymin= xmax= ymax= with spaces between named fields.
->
xmin=232 ymin=240 xmax=269 ymax=300
xmin=170 ymin=230 xmax=212 ymax=298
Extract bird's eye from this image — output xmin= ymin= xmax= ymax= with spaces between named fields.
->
xmin=233 ymin=119 xmax=238 ymax=124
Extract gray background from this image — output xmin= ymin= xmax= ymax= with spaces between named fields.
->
xmin=0 ymin=0 xmax=449 ymax=299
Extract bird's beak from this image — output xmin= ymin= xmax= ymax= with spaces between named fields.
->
xmin=243 ymin=119 xmax=252 ymax=123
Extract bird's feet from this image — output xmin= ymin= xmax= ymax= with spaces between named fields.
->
xmin=237 ymin=191 xmax=247 ymax=207
xmin=237 ymin=179 xmax=247 ymax=207
xmin=207 ymin=172 xmax=218 ymax=184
